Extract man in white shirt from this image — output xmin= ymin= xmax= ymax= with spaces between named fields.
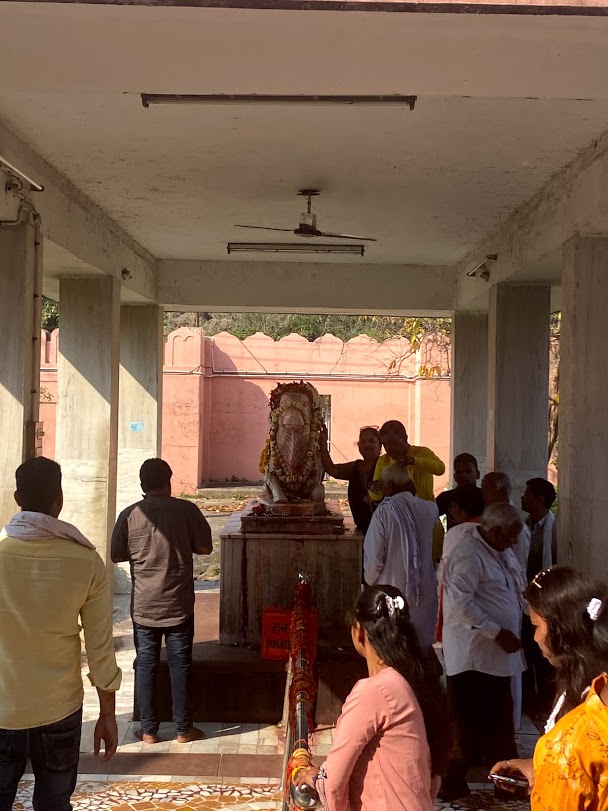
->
xmin=364 ymin=463 xmax=438 ymax=651
xmin=439 ymin=503 xmax=526 ymax=802
xmin=481 ymin=471 xmax=531 ymax=573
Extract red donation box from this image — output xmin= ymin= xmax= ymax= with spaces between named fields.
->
xmin=261 ymin=606 xmax=319 ymax=661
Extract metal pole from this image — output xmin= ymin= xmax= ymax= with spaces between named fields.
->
xmin=286 ymin=574 xmax=320 ymax=809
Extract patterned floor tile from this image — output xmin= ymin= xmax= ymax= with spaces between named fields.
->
xmin=15 ymin=779 xmax=530 ymax=810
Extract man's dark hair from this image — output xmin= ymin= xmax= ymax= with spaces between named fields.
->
xmin=526 ymin=477 xmax=557 ymax=509
xmin=451 ymin=484 xmax=484 ymax=519
xmin=454 ymin=453 xmax=479 ymax=472
xmin=15 ymin=457 xmax=62 ymax=514
xmin=140 ymin=458 xmax=172 ymax=493
xmin=378 ymin=420 xmax=407 ymax=438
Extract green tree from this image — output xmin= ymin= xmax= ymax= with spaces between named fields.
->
xmin=164 ymin=311 xmax=451 ymax=346
xmin=41 ymin=297 xmax=59 ymax=331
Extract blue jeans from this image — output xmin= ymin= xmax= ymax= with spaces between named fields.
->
xmin=133 ymin=615 xmax=194 ymax=735
xmin=0 ymin=707 xmax=81 ymax=811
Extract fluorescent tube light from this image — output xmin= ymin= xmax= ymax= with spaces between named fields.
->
xmin=227 ymin=242 xmax=365 ymax=256
xmin=466 ymin=254 xmax=497 ymax=280
xmin=142 ymin=94 xmax=416 ymax=110
xmin=0 ymin=155 xmax=44 ymax=192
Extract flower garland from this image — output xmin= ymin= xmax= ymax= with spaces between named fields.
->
xmin=267 ymin=381 xmax=323 ymax=498
xmin=259 ymin=439 xmax=271 ymax=475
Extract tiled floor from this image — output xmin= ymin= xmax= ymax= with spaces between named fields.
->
xmin=12 ymin=780 xmax=284 ymax=810
xmin=12 ymin=778 xmax=531 ymax=810
xmin=79 ymin=591 xmax=334 ymax=761
xmin=15 ymin=590 xmax=533 ymax=809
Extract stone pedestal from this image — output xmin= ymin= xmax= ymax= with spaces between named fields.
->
xmin=240 ymin=498 xmax=344 ymax=535
xmin=220 ymin=501 xmax=362 ymax=648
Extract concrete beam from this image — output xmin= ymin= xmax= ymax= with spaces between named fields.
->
xmin=455 ymin=128 xmax=608 ymax=310
xmin=0 ymin=120 xmax=158 ymax=302
xmin=159 ymin=260 xmax=456 ymax=315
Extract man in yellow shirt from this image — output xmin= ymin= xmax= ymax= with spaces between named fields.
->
xmin=370 ymin=420 xmax=446 ymax=502
xmin=370 ymin=420 xmax=446 ymax=561
xmin=0 ymin=457 xmax=121 ymax=810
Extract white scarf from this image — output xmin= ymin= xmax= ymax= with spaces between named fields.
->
xmin=2 ymin=511 xmax=95 ymax=550
xmin=545 ymin=692 xmax=565 ymax=733
xmin=502 ymin=547 xmax=528 ymax=610
xmin=384 ymin=493 xmax=422 ymax=608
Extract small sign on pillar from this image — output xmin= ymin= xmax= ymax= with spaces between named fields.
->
xmin=130 ymin=421 xmax=145 ymax=432
xmin=25 ymin=421 xmax=44 ymax=458
xmin=261 ymin=606 xmax=319 ymax=661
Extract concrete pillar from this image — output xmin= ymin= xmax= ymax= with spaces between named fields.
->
xmin=450 ymin=313 xmax=488 ymax=477
xmin=55 ymin=276 xmax=120 ymax=561
xmin=559 ymin=237 xmax=608 ymax=574
xmin=116 ymin=305 xmax=163 ymax=512
xmin=162 ymin=328 xmax=207 ymax=493
xmin=486 ymin=284 xmax=550 ymax=497
xmin=0 ymin=219 xmax=42 ymax=526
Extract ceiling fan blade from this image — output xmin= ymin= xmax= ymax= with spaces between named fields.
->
xmin=235 ymin=225 xmax=294 ymax=233
xmin=319 ymin=231 xmax=377 ymax=242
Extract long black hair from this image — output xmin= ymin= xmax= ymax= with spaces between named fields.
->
xmin=350 ymin=584 xmax=451 ymax=776
xmin=525 ymin=566 xmax=608 ymax=716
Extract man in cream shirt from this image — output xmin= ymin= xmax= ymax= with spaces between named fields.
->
xmin=0 ymin=457 xmax=121 ymax=810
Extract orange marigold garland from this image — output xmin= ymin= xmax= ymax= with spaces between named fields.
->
xmin=284 ymin=578 xmax=318 ymax=806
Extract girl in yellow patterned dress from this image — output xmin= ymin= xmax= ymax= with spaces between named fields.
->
xmin=492 ymin=567 xmax=608 ymax=808
xmin=532 ymin=671 xmax=608 ymax=810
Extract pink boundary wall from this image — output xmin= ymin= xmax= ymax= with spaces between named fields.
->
xmin=39 ymin=328 xmax=451 ymax=495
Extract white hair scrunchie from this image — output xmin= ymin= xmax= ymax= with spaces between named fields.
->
xmin=385 ymin=595 xmax=405 ymax=617
xmin=587 ymin=598 xmax=604 ymax=622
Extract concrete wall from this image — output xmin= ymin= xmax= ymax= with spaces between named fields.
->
xmin=38 ymin=328 xmax=451 ymax=496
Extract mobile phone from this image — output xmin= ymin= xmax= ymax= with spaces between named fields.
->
xmin=488 ymin=772 xmax=529 ymax=789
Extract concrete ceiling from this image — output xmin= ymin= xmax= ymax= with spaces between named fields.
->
xmin=3 ymin=3 xmax=608 ymax=266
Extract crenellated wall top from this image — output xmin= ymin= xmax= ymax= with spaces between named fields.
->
xmin=39 ymin=327 xmax=449 ymax=378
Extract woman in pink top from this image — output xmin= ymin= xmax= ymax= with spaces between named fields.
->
xmin=296 ymin=585 xmax=450 ymax=810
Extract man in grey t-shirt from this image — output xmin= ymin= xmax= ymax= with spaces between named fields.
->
xmin=111 ymin=458 xmax=212 ymax=744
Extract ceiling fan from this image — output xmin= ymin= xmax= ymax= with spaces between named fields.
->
xmin=235 ymin=190 xmax=377 ymax=242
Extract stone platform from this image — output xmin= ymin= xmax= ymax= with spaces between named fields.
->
xmin=239 ymin=498 xmax=344 ymax=535
xmin=219 ymin=501 xmax=363 ymax=648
